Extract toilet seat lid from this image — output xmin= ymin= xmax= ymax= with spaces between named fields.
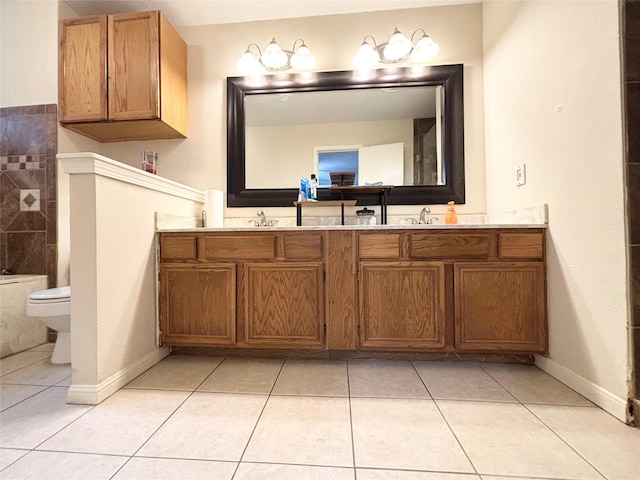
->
xmin=29 ymin=286 xmax=70 ymax=302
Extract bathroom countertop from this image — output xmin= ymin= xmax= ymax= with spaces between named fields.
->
xmin=157 ymin=224 xmax=547 ymax=233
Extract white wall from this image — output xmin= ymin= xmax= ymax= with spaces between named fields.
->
xmin=483 ymin=0 xmax=628 ymax=418
xmin=76 ymin=3 xmax=486 ymax=217
xmin=0 ymin=0 xmax=58 ymax=106
xmin=62 ymin=153 xmax=204 ymax=403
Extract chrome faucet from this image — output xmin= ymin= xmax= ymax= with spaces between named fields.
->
xmin=249 ymin=209 xmax=278 ymax=227
xmin=257 ymin=209 xmax=266 ymax=226
xmin=419 ymin=207 xmax=431 ymax=224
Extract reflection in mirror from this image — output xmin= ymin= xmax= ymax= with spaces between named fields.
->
xmin=227 ymin=65 xmax=465 ymax=207
xmin=245 ymin=86 xmax=444 ymax=189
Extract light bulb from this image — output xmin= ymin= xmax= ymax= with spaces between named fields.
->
xmin=353 ymin=42 xmax=380 ymax=69
xmin=236 ymin=50 xmax=262 ymax=74
xmin=261 ymin=38 xmax=289 ymax=69
xmin=410 ymin=34 xmax=440 ymax=62
xmin=291 ymin=44 xmax=316 ymax=70
xmin=383 ymin=28 xmax=412 ymax=61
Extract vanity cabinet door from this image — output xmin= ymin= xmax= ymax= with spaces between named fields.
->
xmin=358 ymin=262 xmax=446 ymax=350
xmin=160 ymin=263 xmax=236 ymax=346
xmin=241 ymin=262 xmax=324 ymax=349
xmin=454 ymin=262 xmax=546 ymax=353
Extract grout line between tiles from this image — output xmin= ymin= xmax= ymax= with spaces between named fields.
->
xmin=411 ymin=361 xmax=480 ymax=477
xmin=522 ymin=403 xmax=609 ymax=480
xmin=346 ymin=359 xmax=358 ymax=480
xmin=230 ymin=357 xmax=287 ymax=480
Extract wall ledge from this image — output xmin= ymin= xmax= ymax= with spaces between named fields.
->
xmin=58 ymin=152 xmax=204 ymax=203
xmin=535 ymin=355 xmax=628 ymax=423
xmin=67 ymin=347 xmax=169 ymax=405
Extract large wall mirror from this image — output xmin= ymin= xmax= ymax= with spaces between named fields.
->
xmin=227 ymin=64 xmax=464 ymax=207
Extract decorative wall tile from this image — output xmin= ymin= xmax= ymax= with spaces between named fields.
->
xmin=0 ymin=104 xmax=57 ymax=284
xmin=19 ymin=189 xmax=40 ymax=211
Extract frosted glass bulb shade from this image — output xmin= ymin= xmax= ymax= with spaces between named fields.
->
xmin=291 ymin=45 xmax=316 ymax=70
xmin=353 ymin=42 xmax=380 ymax=69
xmin=410 ymin=35 xmax=440 ymax=62
xmin=236 ymin=51 xmax=262 ymax=74
xmin=261 ymin=39 xmax=289 ymax=69
xmin=383 ymin=29 xmax=412 ymax=60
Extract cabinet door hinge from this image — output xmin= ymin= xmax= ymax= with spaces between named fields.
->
xmin=323 ymin=269 xmax=326 ymax=282
xmin=357 ymin=325 xmax=361 ymax=336
xmin=324 ymin=324 xmax=327 ymax=336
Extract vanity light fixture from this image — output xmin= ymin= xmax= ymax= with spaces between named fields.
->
xmin=236 ymin=38 xmax=317 ymax=75
xmin=353 ymin=28 xmax=439 ymax=69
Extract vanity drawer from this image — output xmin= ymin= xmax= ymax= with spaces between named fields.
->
xmin=204 ymin=235 xmax=276 ymax=260
xmin=499 ymin=233 xmax=544 ymax=259
xmin=160 ymin=236 xmax=197 ymax=260
xmin=411 ymin=234 xmax=490 ymax=259
xmin=284 ymin=234 xmax=323 ymax=260
xmin=359 ymin=234 xmax=401 ymax=259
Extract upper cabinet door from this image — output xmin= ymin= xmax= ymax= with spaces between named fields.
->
xmin=59 ymin=16 xmax=107 ymax=122
xmin=108 ymin=11 xmax=160 ymax=121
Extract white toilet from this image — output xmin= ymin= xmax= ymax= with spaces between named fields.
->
xmin=27 ymin=286 xmax=71 ymax=364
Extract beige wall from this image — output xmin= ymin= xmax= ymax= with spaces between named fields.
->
xmin=483 ymin=0 xmax=628 ymax=417
xmin=89 ymin=3 xmax=487 ymax=217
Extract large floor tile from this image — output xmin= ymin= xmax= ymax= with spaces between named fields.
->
xmin=38 ymin=389 xmax=189 ymax=456
xmin=0 ymin=359 xmax=70 ymax=386
xmin=234 ymin=462 xmax=355 ymax=480
xmin=125 ymin=354 xmax=224 ymax=391
xmin=137 ymin=392 xmax=267 ymax=461
xmin=351 ymin=397 xmax=473 ymax=473
xmin=198 ymin=357 xmax=283 ymax=394
xmin=437 ymin=400 xmax=603 ymax=479
xmin=480 ymin=363 xmax=592 ymax=406
xmin=0 ymin=450 xmax=127 ymax=479
xmin=413 ymin=362 xmax=516 ymax=403
xmin=0 ymin=384 xmax=47 ymax=410
xmin=272 ymin=359 xmax=348 ymax=397
xmin=27 ymin=343 xmax=55 ymax=352
xmin=0 ymin=387 xmax=92 ymax=449
xmin=528 ymin=404 xmax=640 ymax=480
xmin=113 ymin=457 xmax=237 ymax=479
xmin=481 ymin=477 xmax=558 ymax=480
xmin=358 ymin=470 xmax=481 ymax=480
xmin=0 ymin=351 xmax=52 ymax=375
xmin=243 ymin=396 xmax=353 ymax=467
xmin=0 ymin=448 xmax=29 ymax=470
xmin=348 ymin=360 xmax=430 ymax=399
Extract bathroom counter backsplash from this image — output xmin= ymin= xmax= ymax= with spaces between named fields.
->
xmin=156 ymin=204 xmax=548 ymax=232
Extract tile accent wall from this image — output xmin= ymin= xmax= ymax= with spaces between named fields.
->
xmin=0 ymin=104 xmax=58 ymax=289
xmin=624 ymin=1 xmax=640 ymax=404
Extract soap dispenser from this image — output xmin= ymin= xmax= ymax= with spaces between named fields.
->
xmin=444 ymin=201 xmax=458 ymax=224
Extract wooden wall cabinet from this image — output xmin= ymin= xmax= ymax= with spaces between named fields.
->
xmin=59 ymin=11 xmax=187 ymax=142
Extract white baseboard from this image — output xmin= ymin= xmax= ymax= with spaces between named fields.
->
xmin=67 ymin=347 xmax=170 ymax=405
xmin=535 ymin=355 xmax=628 ymax=423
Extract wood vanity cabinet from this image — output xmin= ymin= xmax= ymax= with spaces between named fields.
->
xmin=158 ymin=227 xmax=547 ymax=355
xmin=59 ymin=11 xmax=187 ymax=142
xmin=159 ymin=232 xmax=325 ymax=349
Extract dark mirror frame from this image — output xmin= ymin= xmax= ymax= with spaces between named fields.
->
xmin=227 ymin=64 xmax=464 ymax=207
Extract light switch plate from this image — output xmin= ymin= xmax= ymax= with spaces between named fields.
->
xmin=516 ymin=164 xmax=526 ymax=186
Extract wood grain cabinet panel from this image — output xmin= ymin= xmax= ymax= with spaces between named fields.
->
xmin=160 ymin=236 xmax=196 ymax=260
xmin=411 ymin=233 xmax=490 ymax=258
xmin=204 ymin=235 xmax=275 ymax=260
xmin=359 ymin=262 xmax=445 ymax=350
xmin=58 ymin=16 xmax=107 ymax=122
xmin=358 ymin=234 xmax=401 ymax=258
xmin=160 ymin=264 xmax=236 ymax=346
xmin=59 ymin=10 xmax=187 ymax=142
xmin=454 ymin=262 xmax=546 ymax=352
xmin=499 ymin=233 xmax=544 ymax=259
xmin=283 ymin=233 xmax=323 ymax=259
xmin=243 ymin=263 xmax=324 ymax=348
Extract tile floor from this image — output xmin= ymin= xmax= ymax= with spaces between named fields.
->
xmin=1 ymin=345 xmax=639 ymax=480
